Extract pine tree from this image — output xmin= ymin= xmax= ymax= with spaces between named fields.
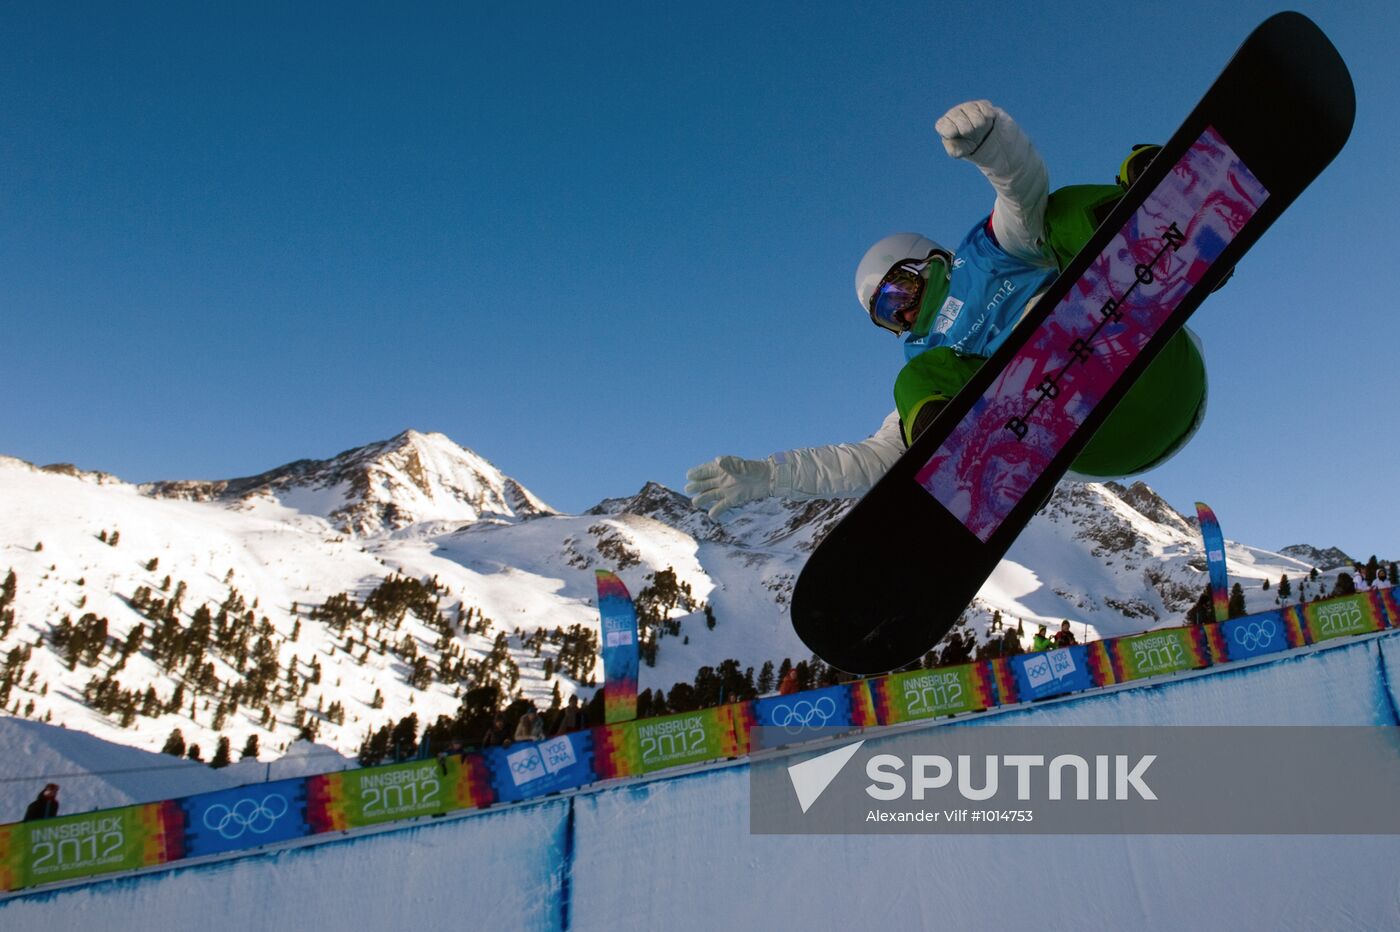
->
xmin=241 ymin=734 xmax=260 ymax=760
xmin=186 ymin=744 xmax=203 ymax=762
xmin=756 ymin=661 xmax=775 ymax=694
xmin=1228 ymin=582 xmax=1247 ymax=619
xmin=161 ymin=728 xmax=186 ymax=757
xmin=1262 ymin=577 xmax=1271 ymax=591
xmin=390 ymin=713 xmax=419 ymax=760
xmin=210 ymin=736 xmax=232 ymax=769
xmin=1186 ymin=585 xmax=1213 ymax=625
xmin=1278 ymin=575 xmax=1292 ymax=601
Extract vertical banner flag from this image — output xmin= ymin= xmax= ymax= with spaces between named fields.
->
xmin=595 ymin=570 xmax=639 ymax=724
xmin=1195 ymin=502 xmax=1231 ymax=623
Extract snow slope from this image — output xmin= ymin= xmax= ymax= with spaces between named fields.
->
xmin=0 ymin=717 xmax=351 ymax=820
xmin=0 ymin=432 xmax=1360 ymax=775
xmin=6 ymin=631 xmax=1400 ymax=931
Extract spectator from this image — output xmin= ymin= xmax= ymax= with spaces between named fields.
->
xmin=1376 ymin=567 xmax=1392 ymax=590
xmin=23 ymin=784 xmax=59 ymax=822
xmin=514 ymin=708 xmax=545 ymax=744
xmin=553 ymin=695 xmax=586 ymax=736
xmin=1052 ymin=620 xmax=1078 ymax=648
xmin=1353 ymin=563 xmax=1370 ymax=591
xmin=482 ymin=713 xmax=511 ymax=748
xmin=1031 ymin=625 xmax=1054 ymax=652
xmin=778 ymin=668 xmax=801 ymax=695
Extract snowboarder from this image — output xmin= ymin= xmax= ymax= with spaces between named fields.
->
xmin=23 ymin=784 xmax=59 ymax=822
xmin=686 ymin=101 xmax=1208 ymax=519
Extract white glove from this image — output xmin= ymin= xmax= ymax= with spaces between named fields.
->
xmin=935 ymin=99 xmax=1049 ymax=265
xmin=936 ymin=99 xmax=1001 ymax=160
xmin=685 ymin=455 xmax=775 ymax=519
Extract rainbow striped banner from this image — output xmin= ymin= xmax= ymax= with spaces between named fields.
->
xmin=1 ymin=800 xmax=180 ymax=891
xmin=1109 ymin=626 xmax=1211 ymax=683
xmin=872 ymin=662 xmax=994 ymax=725
xmin=988 ymin=657 xmax=1020 ymax=705
xmin=1375 ymin=587 xmax=1400 ymax=628
xmin=848 ymin=679 xmax=879 ymax=727
xmin=1087 ymin=640 xmax=1118 ymax=687
xmin=1202 ymin=622 xmax=1230 ymax=665
xmin=595 ymin=570 xmax=639 ymax=724
xmin=1195 ymin=502 xmax=1231 ymax=623
xmin=307 ymin=755 xmax=489 ymax=831
xmin=592 ymin=704 xmax=750 ymax=778
xmin=1302 ymin=591 xmax=1386 ymax=645
xmin=725 ymin=702 xmax=756 ymax=757
xmin=1282 ymin=604 xmax=1309 ymax=647
xmin=590 ymin=720 xmax=642 ymax=780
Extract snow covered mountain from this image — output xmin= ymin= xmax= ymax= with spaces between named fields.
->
xmin=0 ymin=431 xmax=1348 ymax=777
xmin=143 ymin=429 xmax=555 ymax=535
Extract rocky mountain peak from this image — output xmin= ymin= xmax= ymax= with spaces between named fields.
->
xmin=1103 ymin=480 xmax=1195 ymax=533
xmin=144 ymin=429 xmax=554 ymax=535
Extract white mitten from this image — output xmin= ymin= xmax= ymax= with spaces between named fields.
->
xmin=935 ymin=99 xmax=1001 ymax=160
xmin=684 ymin=455 xmax=776 ymax=519
xmin=935 ymin=99 xmax=1049 ymax=264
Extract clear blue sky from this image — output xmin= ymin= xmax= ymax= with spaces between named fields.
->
xmin=2 ymin=2 xmax=1395 ymax=560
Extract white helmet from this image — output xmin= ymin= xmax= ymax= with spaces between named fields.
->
xmin=855 ymin=232 xmax=945 ymax=313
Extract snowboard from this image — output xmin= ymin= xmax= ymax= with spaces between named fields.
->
xmin=791 ymin=12 xmax=1354 ymax=675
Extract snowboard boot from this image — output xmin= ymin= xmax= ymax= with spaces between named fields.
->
xmin=1117 ymin=143 xmax=1161 ymax=189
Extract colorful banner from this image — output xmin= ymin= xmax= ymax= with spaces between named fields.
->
xmin=754 ymin=684 xmax=858 ymax=742
xmin=635 ymin=706 xmax=728 ymax=773
xmin=1376 ymin=587 xmax=1400 ymax=628
xmin=1011 ymin=645 xmax=1095 ymax=702
xmin=485 ymin=732 xmax=595 ymax=803
xmin=1303 ymin=591 xmax=1386 ymax=645
xmin=1220 ymin=611 xmax=1291 ymax=662
xmin=179 ymin=777 xmax=312 ymax=858
xmin=595 ymin=570 xmax=639 ymax=724
xmin=592 ymin=704 xmax=749 ymax=778
xmin=5 ymin=801 xmax=179 ymax=890
xmin=307 ymin=754 xmax=491 ymax=831
xmin=873 ymin=663 xmax=994 ymax=724
xmin=14 ymin=590 xmax=1400 ymax=895
xmin=1195 ymin=502 xmax=1231 ymax=623
xmin=590 ymin=720 xmax=641 ymax=780
xmin=1110 ymin=627 xmax=1210 ymax=682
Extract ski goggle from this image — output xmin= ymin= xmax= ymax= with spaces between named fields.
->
xmin=868 ymin=252 xmax=949 ymax=335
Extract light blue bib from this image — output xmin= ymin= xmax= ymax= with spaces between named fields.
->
xmin=903 ymin=219 xmax=1057 ymax=363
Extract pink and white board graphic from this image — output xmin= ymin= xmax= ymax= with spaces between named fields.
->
xmin=915 ymin=126 xmax=1268 ymax=542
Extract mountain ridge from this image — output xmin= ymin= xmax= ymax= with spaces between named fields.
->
xmin=0 ymin=431 xmax=1355 ymax=768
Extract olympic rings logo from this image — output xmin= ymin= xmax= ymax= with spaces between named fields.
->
xmin=202 ymin=794 xmax=290 ymax=840
xmin=1232 ymin=619 xmax=1279 ymax=653
xmin=510 ymin=752 xmax=544 ymax=777
xmin=768 ymin=696 xmax=839 ymax=734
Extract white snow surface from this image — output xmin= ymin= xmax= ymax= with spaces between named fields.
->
xmin=5 ymin=632 xmax=1400 ymax=930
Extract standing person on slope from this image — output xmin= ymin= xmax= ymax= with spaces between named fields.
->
xmin=686 ymin=101 xmax=1208 ymax=519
